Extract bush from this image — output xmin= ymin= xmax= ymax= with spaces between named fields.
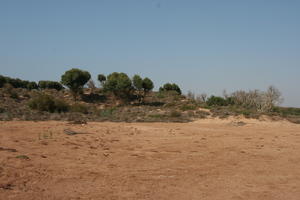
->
xmin=272 ymin=107 xmax=300 ymax=116
xmin=169 ymin=110 xmax=182 ymax=117
xmin=180 ymin=104 xmax=197 ymax=111
xmin=28 ymin=94 xmax=69 ymax=113
xmin=38 ymin=81 xmax=63 ymax=91
xmin=0 ymin=107 xmax=5 ymax=113
xmin=159 ymin=83 xmax=181 ymax=95
xmin=98 ymin=107 xmax=116 ymax=118
xmin=27 ymin=82 xmax=39 ymax=90
xmin=70 ymin=103 xmax=89 ymax=114
xmin=0 ymin=75 xmax=6 ymax=88
xmin=206 ymin=96 xmax=228 ymax=106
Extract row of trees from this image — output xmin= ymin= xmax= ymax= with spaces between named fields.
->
xmin=1 ymin=69 xmax=182 ymax=102
xmin=0 ymin=75 xmax=65 ymax=91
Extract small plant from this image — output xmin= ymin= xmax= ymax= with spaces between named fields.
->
xmin=169 ymin=110 xmax=182 ymax=117
xmin=16 ymin=155 xmax=30 ymax=160
xmin=70 ymin=103 xmax=89 ymax=114
xmin=38 ymin=131 xmax=53 ymax=140
xmin=180 ymin=104 xmax=197 ymax=111
xmin=98 ymin=107 xmax=116 ymax=118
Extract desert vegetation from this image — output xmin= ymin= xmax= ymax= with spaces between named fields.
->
xmin=0 ymin=68 xmax=299 ymax=123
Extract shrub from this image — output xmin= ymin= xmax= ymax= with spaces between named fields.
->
xmin=61 ymin=68 xmax=91 ymax=100
xmin=169 ymin=110 xmax=182 ymax=117
xmin=206 ymin=96 xmax=228 ymax=106
xmin=2 ymin=83 xmax=18 ymax=99
xmin=70 ymin=103 xmax=89 ymax=114
xmin=27 ymin=81 xmax=39 ymax=90
xmin=38 ymin=81 xmax=63 ymax=91
xmin=0 ymin=107 xmax=5 ymax=113
xmin=0 ymin=75 xmax=6 ymax=88
xmin=159 ymin=83 xmax=181 ymax=95
xmin=180 ymin=104 xmax=197 ymax=111
xmin=98 ymin=107 xmax=116 ymax=118
xmin=28 ymin=94 xmax=69 ymax=113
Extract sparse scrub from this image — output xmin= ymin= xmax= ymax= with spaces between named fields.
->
xmin=180 ymin=104 xmax=197 ymax=111
xmin=98 ymin=107 xmax=116 ymax=118
xmin=169 ymin=110 xmax=182 ymax=117
xmin=28 ymin=93 xmax=69 ymax=113
xmin=70 ymin=103 xmax=89 ymax=114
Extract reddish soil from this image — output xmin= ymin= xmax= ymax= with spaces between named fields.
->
xmin=0 ymin=119 xmax=300 ymax=200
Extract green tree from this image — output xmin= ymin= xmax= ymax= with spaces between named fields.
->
xmin=27 ymin=82 xmax=39 ymax=90
xmin=132 ymin=75 xmax=154 ymax=103
xmin=103 ymin=72 xmax=132 ymax=102
xmin=0 ymin=75 xmax=6 ymax=88
xmin=206 ymin=96 xmax=228 ymax=106
xmin=97 ymin=74 xmax=106 ymax=87
xmin=132 ymin=75 xmax=143 ymax=90
xmin=132 ymin=75 xmax=143 ymax=102
xmin=159 ymin=83 xmax=181 ymax=95
xmin=142 ymin=77 xmax=154 ymax=100
xmin=61 ymin=68 xmax=91 ymax=100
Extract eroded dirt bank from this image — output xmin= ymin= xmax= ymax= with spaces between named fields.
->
xmin=0 ymin=119 xmax=300 ymax=200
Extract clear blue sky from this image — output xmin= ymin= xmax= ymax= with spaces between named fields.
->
xmin=0 ymin=0 xmax=299 ymax=107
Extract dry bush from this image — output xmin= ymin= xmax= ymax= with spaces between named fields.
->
xmin=231 ymin=86 xmax=283 ymax=112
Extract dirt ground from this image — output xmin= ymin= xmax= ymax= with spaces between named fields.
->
xmin=0 ymin=118 xmax=300 ymax=200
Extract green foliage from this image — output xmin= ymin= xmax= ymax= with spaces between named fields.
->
xmin=103 ymin=72 xmax=133 ymax=101
xmin=0 ymin=75 xmax=6 ymax=88
xmin=142 ymin=77 xmax=154 ymax=92
xmin=70 ymin=103 xmax=89 ymax=114
xmin=180 ymin=104 xmax=197 ymax=111
xmin=206 ymin=96 xmax=228 ymax=106
xmin=2 ymin=83 xmax=18 ymax=99
xmin=132 ymin=75 xmax=154 ymax=102
xmin=61 ymin=68 xmax=91 ymax=99
xmin=272 ymin=107 xmax=300 ymax=116
xmin=159 ymin=83 xmax=181 ymax=95
xmin=133 ymin=75 xmax=143 ymax=90
xmin=0 ymin=107 xmax=5 ymax=113
xmin=27 ymin=82 xmax=39 ymax=90
xmin=0 ymin=75 xmax=38 ymax=90
xmin=169 ymin=110 xmax=182 ymax=117
xmin=4 ymin=77 xmax=29 ymax=89
xmin=98 ymin=107 xmax=116 ymax=118
xmin=16 ymin=155 xmax=30 ymax=160
xmin=38 ymin=81 xmax=63 ymax=91
xmin=98 ymin=74 xmax=106 ymax=86
xmin=28 ymin=94 xmax=69 ymax=113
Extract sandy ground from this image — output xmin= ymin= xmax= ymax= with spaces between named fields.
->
xmin=0 ymin=118 xmax=300 ymax=200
